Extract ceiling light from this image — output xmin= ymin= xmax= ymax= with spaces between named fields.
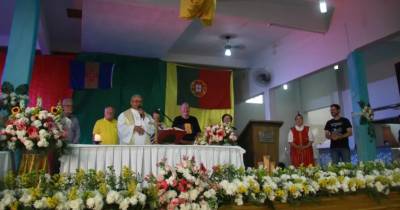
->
xmin=334 ymin=64 xmax=339 ymax=70
xmin=224 ymin=46 xmax=232 ymax=56
xmin=283 ymin=84 xmax=288 ymax=90
xmin=319 ymin=0 xmax=327 ymax=13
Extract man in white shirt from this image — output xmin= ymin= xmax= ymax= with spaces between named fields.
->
xmin=117 ymin=95 xmax=154 ymax=145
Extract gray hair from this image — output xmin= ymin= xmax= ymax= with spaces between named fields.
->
xmin=130 ymin=94 xmax=142 ymax=101
xmin=62 ymin=98 xmax=73 ymax=106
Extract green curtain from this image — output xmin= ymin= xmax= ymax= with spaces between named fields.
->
xmin=73 ymin=53 xmax=166 ymax=144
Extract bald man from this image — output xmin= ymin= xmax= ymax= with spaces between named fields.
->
xmin=93 ymin=106 xmax=118 ymax=145
xmin=117 ymin=95 xmax=154 ymax=145
xmin=172 ymin=102 xmax=201 ymax=144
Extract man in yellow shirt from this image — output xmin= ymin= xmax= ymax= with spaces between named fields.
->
xmin=93 ymin=106 xmax=118 ymax=144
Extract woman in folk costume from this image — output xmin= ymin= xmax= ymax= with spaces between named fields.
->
xmin=288 ymin=113 xmax=315 ymax=167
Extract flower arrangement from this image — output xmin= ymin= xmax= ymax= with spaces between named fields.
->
xmin=0 ymin=160 xmax=399 ymax=210
xmin=0 ymin=97 xmax=68 ymax=154
xmin=196 ymin=124 xmax=237 ymax=145
xmin=146 ymin=156 xmax=218 ymax=210
xmin=0 ymin=82 xmax=29 ymax=114
xmin=358 ymin=100 xmax=376 ymax=139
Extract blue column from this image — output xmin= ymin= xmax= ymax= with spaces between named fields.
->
xmin=1 ymin=0 xmax=40 ymax=86
xmin=1 ymin=0 xmax=40 ymax=171
xmin=346 ymin=51 xmax=376 ymax=161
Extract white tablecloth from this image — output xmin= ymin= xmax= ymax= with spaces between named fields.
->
xmin=0 ymin=151 xmax=13 ymax=178
xmin=60 ymin=144 xmax=245 ymax=176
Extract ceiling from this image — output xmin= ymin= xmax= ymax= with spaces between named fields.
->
xmin=0 ymin=0 xmax=333 ymax=68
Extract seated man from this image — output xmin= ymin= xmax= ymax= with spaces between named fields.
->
xmin=93 ymin=106 xmax=118 ymax=145
xmin=117 ymin=95 xmax=154 ymax=145
xmin=172 ymin=102 xmax=201 ymax=144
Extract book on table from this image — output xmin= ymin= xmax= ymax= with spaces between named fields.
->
xmin=157 ymin=127 xmax=186 ymax=144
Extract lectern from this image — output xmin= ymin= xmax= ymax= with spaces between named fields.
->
xmin=238 ymin=120 xmax=283 ymax=167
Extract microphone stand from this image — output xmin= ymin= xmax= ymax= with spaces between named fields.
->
xmin=157 ymin=108 xmax=174 ymax=123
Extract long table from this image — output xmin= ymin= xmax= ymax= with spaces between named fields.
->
xmin=60 ymin=144 xmax=245 ymax=176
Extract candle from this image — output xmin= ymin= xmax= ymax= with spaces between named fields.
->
xmin=94 ymin=134 xmax=101 ymax=142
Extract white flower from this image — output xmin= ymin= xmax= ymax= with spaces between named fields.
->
xmin=375 ymin=181 xmax=385 ymax=192
xmin=119 ymin=198 xmax=130 ymax=210
xmin=137 ymin=193 xmax=146 ymax=205
xmin=128 ymin=195 xmax=138 ymax=206
xmin=189 ymin=189 xmax=199 ymax=201
xmin=16 ymin=130 xmax=27 ymax=139
xmin=67 ymin=198 xmax=84 ymax=210
xmin=32 ymin=120 xmax=42 ymax=128
xmin=37 ymin=139 xmax=49 ymax=148
xmin=203 ymin=189 xmax=216 ymax=198
xmin=39 ymin=129 xmax=48 ymax=138
xmin=56 ymin=140 xmax=63 ymax=148
xmin=38 ymin=111 xmax=49 ymax=120
xmin=0 ymin=190 xmax=16 ymax=207
xmin=234 ymin=195 xmax=243 ymax=205
xmin=19 ymin=191 xmax=33 ymax=206
xmin=24 ymin=140 xmax=34 ymax=150
xmin=86 ymin=197 xmax=95 ymax=209
xmin=7 ymin=141 xmax=16 ymax=150
xmin=34 ymin=197 xmax=48 ymax=209
xmin=166 ymin=190 xmax=178 ymax=200
xmin=106 ymin=190 xmax=122 ymax=204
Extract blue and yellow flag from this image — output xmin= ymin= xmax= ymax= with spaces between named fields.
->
xmin=70 ymin=61 xmax=114 ymax=90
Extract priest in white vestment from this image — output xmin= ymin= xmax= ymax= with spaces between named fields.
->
xmin=117 ymin=95 xmax=154 ymax=145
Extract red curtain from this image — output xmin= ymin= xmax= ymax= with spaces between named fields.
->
xmin=0 ymin=52 xmax=74 ymax=109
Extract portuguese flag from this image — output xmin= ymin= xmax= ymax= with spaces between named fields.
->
xmin=177 ymin=66 xmax=231 ymax=109
xmin=164 ymin=63 xmax=234 ymax=129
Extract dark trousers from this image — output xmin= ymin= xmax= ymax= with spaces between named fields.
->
xmin=330 ymin=148 xmax=351 ymax=164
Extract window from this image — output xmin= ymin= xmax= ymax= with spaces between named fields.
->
xmin=245 ymin=94 xmax=263 ymax=104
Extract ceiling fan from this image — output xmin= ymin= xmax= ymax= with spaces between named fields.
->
xmin=220 ymin=34 xmax=245 ymax=56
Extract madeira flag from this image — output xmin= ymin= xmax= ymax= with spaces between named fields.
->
xmin=70 ymin=61 xmax=114 ymax=90
xmin=165 ymin=63 xmax=234 ymax=129
xmin=177 ymin=66 xmax=231 ymax=109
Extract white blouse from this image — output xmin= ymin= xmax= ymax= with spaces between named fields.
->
xmin=288 ymin=125 xmax=315 ymax=143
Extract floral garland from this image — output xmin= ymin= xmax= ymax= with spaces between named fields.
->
xmin=0 ymin=159 xmax=399 ymax=210
xmin=358 ymin=101 xmax=376 ymax=140
xmin=196 ymin=124 xmax=238 ymax=145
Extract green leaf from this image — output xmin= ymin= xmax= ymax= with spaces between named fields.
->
xmin=358 ymin=101 xmax=365 ymax=108
xmin=1 ymin=82 xmax=14 ymax=93
xmin=15 ymin=84 xmax=29 ymax=95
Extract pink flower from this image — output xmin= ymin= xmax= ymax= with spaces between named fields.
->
xmin=15 ymin=121 xmax=26 ymax=131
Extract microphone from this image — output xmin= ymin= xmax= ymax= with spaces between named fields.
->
xmin=157 ymin=108 xmax=174 ymax=123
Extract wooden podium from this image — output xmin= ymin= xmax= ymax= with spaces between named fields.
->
xmin=238 ymin=121 xmax=283 ymax=167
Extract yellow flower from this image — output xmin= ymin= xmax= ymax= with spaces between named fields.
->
xmin=10 ymin=201 xmax=19 ymax=210
xmin=236 ymin=184 xmax=247 ymax=194
xmin=11 ymin=106 xmax=20 ymax=115
xmin=127 ymin=180 xmax=138 ymax=196
xmin=74 ymin=169 xmax=85 ymax=185
xmin=98 ymin=183 xmax=109 ymax=197
xmin=68 ymin=186 xmax=79 ymax=200
xmin=47 ymin=197 xmax=58 ymax=208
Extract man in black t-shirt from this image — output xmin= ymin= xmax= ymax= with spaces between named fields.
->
xmin=172 ymin=102 xmax=201 ymax=144
xmin=324 ymin=104 xmax=353 ymax=164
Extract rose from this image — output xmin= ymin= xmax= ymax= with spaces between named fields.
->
xmin=27 ymin=126 xmax=39 ymax=139
xmin=158 ymin=180 xmax=169 ymax=190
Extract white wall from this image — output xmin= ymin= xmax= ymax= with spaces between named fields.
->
xmin=248 ymin=0 xmax=400 ymax=118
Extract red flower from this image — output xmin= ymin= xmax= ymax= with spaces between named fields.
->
xmin=216 ymin=129 xmax=225 ymax=138
xmin=158 ymin=180 xmax=168 ymax=190
xmin=27 ymin=126 xmax=39 ymax=139
xmin=178 ymin=179 xmax=188 ymax=192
